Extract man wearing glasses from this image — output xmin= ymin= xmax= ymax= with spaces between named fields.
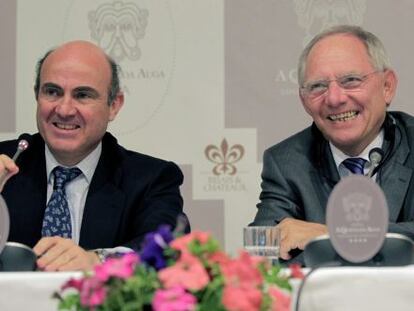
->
xmin=251 ymin=25 xmax=414 ymax=264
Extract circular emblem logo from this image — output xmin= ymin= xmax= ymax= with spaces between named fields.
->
xmin=326 ymin=175 xmax=388 ymax=263
xmin=0 ymin=195 xmax=10 ymax=253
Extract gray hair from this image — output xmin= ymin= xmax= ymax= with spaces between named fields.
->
xmin=34 ymin=48 xmax=121 ymax=106
xmin=297 ymin=25 xmax=391 ymax=86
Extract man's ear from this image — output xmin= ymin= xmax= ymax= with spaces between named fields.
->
xmin=108 ymin=92 xmax=124 ymax=121
xmin=383 ymin=69 xmax=398 ymax=106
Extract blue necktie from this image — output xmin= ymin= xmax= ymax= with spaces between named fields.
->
xmin=342 ymin=157 xmax=367 ymax=175
xmin=41 ymin=166 xmax=82 ymax=238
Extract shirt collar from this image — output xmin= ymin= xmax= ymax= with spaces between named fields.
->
xmin=330 ymin=129 xmax=384 ymax=169
xmin=45 ymin=143 xmax=102 ymax=184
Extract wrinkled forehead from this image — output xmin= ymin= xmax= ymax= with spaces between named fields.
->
xmin=305 ymin=34 xmax=374 ymax=78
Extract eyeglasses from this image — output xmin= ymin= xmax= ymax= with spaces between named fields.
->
xmin=300 ymin=71 xmax=380 ymax=99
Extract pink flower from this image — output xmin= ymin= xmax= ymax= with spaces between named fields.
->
xmin=208 ymin=251 xmax=230 ymax=265
xmin=268 ymin=286 xmax=291 ymax=311
xmin=220 ymin=252 xmax=264 ymax=311
xmin=61 ymin=278 xmax=84 ymax=291
xmin=62 ymin=276 xmax=107 ymax=308
xmin=152 ymin=286 xmax=197 ymax=311
xmin=170 ymin=231 xmax=211 ymax=253
xmin=220 ymin=251 xmax=263 ymax=287
xmin=57 ymin=231 xmax=295 ymax=311
xmin=80 ymin=277 xmax=107 ymax=307
xmin=222 ymin=284 xmax=262 ymax=311
xmin=289 ymin=263 xmax=305 ymax=279
xmin=158 ymin=253 xmax=209 ymax=291
xmin=95 ymin=253 xmax=139 ymax=282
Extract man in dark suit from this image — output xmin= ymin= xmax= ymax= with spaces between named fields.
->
xmin=251 ymin=25 xmax=414 ymax=264
xmin=0 ymin=40 xmax=188 ymax=271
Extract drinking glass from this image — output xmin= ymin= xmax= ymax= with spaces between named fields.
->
xmin=243 ymin=226 xmax=280 ymax=264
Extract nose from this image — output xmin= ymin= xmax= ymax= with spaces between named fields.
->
xmin=324 ymin=80 xmax=347 ymax=107
xmin=54 ymin=96 xmax=77 ymax=117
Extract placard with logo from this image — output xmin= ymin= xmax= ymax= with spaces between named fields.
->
xmin=326 ymin=175 xmax=388 ymax=263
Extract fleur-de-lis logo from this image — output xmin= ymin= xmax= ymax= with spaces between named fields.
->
xmin=205 ymin=139 xmax=244 ymax=175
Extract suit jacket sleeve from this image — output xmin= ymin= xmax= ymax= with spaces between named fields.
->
xmin=125 ymin=160 xmax=185 ymax=249
xmin=79 ymin=133 xmax=188 ymax=251
xmin=252 ymin=148 xmax=304 ymax=226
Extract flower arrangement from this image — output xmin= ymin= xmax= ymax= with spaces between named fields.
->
xmin=56 ymin=226 xmax=303 ymax=311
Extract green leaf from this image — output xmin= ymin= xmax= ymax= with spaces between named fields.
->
xmin=58 ymin=293 xmax=84 ymax=311
xmin=260 ymin=264 xmax=292 ymax=291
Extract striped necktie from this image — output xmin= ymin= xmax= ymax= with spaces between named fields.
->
xmin=342 ymin=157 xmax=367 ymax=175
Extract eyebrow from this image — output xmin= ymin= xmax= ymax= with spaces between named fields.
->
xmin=40 ymin=83 xmax=101 ymax=99
xmin=41 ymin=82 xmax=62 ymax=90
xmin=305 ymin=72 xmax=361 ymax=83
xmin=72 ymin=86 xmax=100 ymax=98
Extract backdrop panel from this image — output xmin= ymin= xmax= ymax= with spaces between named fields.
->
xmin=0 ymin=0 xmax=413 ymax=254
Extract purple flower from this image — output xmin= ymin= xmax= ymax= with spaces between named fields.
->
xmin=140 ymin=225 xmax=174 ymax=270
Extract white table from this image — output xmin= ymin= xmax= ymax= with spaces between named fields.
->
xmin=0 ymin=271 xmax=81 ymax=311
xmin=1 ymin=266 xmax=414 ymax=310
xmin=297 ymin=265 xmax=414 ymax=311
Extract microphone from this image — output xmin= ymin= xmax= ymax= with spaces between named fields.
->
xmin=0 ymin=134 xmax=31 ymax=188
xmin=366 ymin=147 xmax=384 ymax=178
xmin=12 ymin=134 xmax=31 ymax=161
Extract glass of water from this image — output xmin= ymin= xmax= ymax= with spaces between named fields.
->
xmin=243 ymin=226 xmax=280 ymax=265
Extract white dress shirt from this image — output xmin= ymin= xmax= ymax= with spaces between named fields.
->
xmin=44 ymin=143 xmax=132 ymax=256
xmin=330 ymin=129 xmax=384 ymax=179
xmin=45 ymin=143 xmax=101 ymax=244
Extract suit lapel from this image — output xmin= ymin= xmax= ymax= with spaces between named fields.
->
xmin=309 ymin=127 xmax=339 ymax=219
xmin=79 ymin=182 xmax=125 ymax=249
xmin=379 ymin=124 xmax=412 ymax=222
xmin=79 ymin=134 xmax=126 ymax=249
xmin=381 ymin=162 xmax=411 ymax=221
xmin=320 ymin=143 xmax=340 ymax=186
xmin=310 ymin=123 xmax=340 ymax=184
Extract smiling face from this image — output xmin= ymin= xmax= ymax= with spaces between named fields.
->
xmin=300 ymin=34 xmax=397 ymax=156
xmin=36 ymin=41 xmax=124 ymax=166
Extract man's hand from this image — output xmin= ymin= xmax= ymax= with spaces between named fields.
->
xmin=0 ymin=154 xmax=19 ymax=192
xmin=33 ymin=237 xmax=100 ymax=271
xmin=277 ymin=218 xmax=327 ymax=260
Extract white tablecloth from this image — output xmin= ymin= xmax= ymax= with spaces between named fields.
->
xmin=0 ymin=271 xmax=81 ymax=311
xmin=1 ymin=266 xmax=414 ymax=310
xmin=297 ymin=265 xmax=414 ymax=311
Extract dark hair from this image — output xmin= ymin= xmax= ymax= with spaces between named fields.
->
xmin=33 ymin=47 xmax=121 ymax=106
